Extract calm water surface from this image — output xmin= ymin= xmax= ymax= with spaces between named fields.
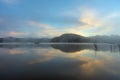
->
xmin=0 ymin=43 xmax=120 ymax=80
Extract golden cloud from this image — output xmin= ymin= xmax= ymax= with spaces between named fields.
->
xmin=8 ymin=31 xmax=27 ymax=37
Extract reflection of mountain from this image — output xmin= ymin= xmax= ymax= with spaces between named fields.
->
xmin=51 ymin=44 xmax=119 ymax=53
xmin=0 ymin=44 xmax=51 ymax=49
xmin=0 ymin=43 xmax=120 ymax=53
xmin=51 ymin=44 xmax=94 ymax=53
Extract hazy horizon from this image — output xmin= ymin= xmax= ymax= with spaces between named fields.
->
xmin=1 ymin=33 xmax=120 ymax=39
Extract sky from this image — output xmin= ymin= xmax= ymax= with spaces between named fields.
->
xmin=0 ymin=0 xmax=120 ymax=38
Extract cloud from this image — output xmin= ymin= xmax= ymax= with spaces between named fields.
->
xmin=3 ymin=7 xmax=120 ymax=37
xmin=8 ymin=31 xmax=28 ymax=37
xmin=89 ymin=27 xmax=113 ymax=35
xmin=26 ymin=20 xmax=94 ymax=37
xmin=79 ymin=8 xmax=102 ymax=29
xmin=63 ymin=7 xmax=120 ymax=36
xmin=0 ymin=31 xmax=28 ymax=37
xmin=74 ymin=8 xmax=104 ymax=30
xmin=1 ymin=6 xmax=120 ymax=37
xmin=27 ymin=20 xmax=54 ymax=30
xmin=0 ymin=16 xmax=30 ymax=37
xmin=26 ymin=20 xmax=65 ymax=37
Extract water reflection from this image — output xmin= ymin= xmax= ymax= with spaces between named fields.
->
xmin=0 ymin=43 xmax=120 ymax=80
xmin=51 ymin=44 xmax=94 ymax=53
xmin=1 ymin=43 xmax=120 ymax=53
xmin=51 ymin=43 xmax=120 ymax=54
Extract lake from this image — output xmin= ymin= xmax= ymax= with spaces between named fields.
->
xmin=0 ymin=43 xmax=120 ymax=80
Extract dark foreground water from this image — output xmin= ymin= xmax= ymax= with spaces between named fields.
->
xmin=0 ymin=43 xmax=120 ymax=80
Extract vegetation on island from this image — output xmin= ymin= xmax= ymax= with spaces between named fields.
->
xmin=51 ymin=33 xmax=90 ymax=43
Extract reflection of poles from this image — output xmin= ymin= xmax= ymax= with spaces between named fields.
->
xmin=110 ymin=44 xmax=112 ymax=53
xmin=118 ymin=44 xmax=120 ymax=55
xmin=111 ymin=44 xmax=114 ymax=53
xmin=94 ymin=43 xmax=97 ymax=57
xmin=113 ymin=44 xmax=116 ymax=52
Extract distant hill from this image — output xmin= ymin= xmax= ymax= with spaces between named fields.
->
xmin=1 ymin=33 xmax=120 ymax=43
xmin=90 ymin=35 xmax=120 ymax=43
xmin=51 ymin=33 xmax=90 ymax=43
xmin=1 ymin=37 xmax=51 ymax=43
xmin=51 ymin=33 xmax=120 ymax=43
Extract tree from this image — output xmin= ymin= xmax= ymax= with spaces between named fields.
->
xmin=51 ymin=33 xmax=89 ymax=43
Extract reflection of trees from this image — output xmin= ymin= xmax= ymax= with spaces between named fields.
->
xmin=0 ymin=43 xmax=120 ymax=53
xmin=51 ymin=44 xmax=120 ymax=53
xmin=0 ymin=44 xmax=51 ymax=49
xmin=118 ymin=45 xmax=120 ymax=52
xmin=51 ymin=44 xmax=94 ymax=53
xmin=0 ymin=45 xmax=21 ymax=49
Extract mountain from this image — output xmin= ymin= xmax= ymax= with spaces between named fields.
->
xmin=2 ymin=37 xmax=51 ymax=43
xmin=51 ymin=33 xmax=90 ymax=43
xmin=1 ymin=33 xmax=120 ymax=43
xmin=90 ymin=35 xmax=120 ymax=43
xmin=51 ymin=33 xmax=120 ymax=43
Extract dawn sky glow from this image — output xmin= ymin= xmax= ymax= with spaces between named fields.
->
xmin=0 ymin=0 xmax=120 ymax=38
